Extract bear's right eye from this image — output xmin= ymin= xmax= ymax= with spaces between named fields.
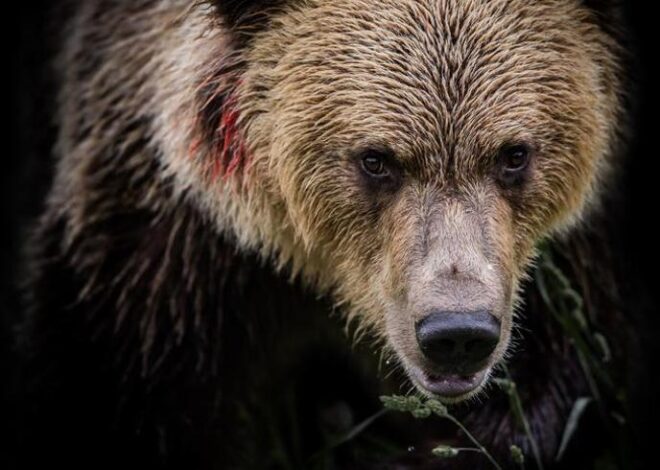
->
xmin=354 ymin=147 xmax=402 ymax=194
xmin=361 ymin=152 xmax=389 ymax=177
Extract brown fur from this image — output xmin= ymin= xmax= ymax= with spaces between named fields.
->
xmin=208 ymin=0 xmax=624 ymax=397
xmin=44 ymin=0 xmax=624 ymax=400
xmin=11 ymin=0 xmax=629 ymax=467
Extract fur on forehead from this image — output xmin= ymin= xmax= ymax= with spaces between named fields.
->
xmin=239 ymin=0 xmax=620 ymax=163
xmin=209 ymin=0 xmax=623 ymax=29
xmin=196 ymin=0 xmax=623 ymax=182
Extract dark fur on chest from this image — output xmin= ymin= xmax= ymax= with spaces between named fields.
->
xmin=17 ymin=173 xmax=358 ymax=468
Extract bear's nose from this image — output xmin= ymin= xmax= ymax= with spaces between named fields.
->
xmin=415 ymin=311 xmax=500 ymax=372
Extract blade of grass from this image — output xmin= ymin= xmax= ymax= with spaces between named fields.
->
xmin=309 ymin=408 xmax=388 ymax=464
xmin=555 ymin=397 xmax=593 ymax=462
xmin=502 ymin=366 xmax=544 ymax=470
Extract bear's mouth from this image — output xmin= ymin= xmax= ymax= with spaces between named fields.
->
xmin=409 ymin=366 xmax=490 ymax=401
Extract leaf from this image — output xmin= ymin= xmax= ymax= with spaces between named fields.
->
xmin=411 ymin=406 xmax=431 ymax=419
xmin=379 ymin=395 xmax=409 ymax=412
xmin=555 ymin=397 xmax=593 ymax=462
xmin=594 ymin=332 xmax=612 ymax=363
xmin=426 ymin=399 xmax=448 ymax=417
xmin=432 ymin=445 xmax=460 ymax=458
xmin=510 ymin=445 xmax=525 ymax=465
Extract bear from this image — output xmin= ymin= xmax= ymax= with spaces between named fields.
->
xmin=9 ymin=0 xmax=630 ymax=469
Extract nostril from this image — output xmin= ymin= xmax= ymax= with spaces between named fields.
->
xmin=436 ymin=339 xmax=455 ymax=356
xmin=415 ymin=311 xmax=500 ymax=371
xmin=465 ymin=337 xmax=498 ymax=360
xmin=465 ymin=339 xmax=481 ymax=353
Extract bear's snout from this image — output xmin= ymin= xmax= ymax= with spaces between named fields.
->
xmin=415 ymin=311 xmax=500 ymax=374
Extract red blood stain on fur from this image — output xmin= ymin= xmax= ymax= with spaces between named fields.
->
xmin=190 ymin=69 xmax=251 ymax=184
xmin=212 ymin=97 xmax=248 ymax=180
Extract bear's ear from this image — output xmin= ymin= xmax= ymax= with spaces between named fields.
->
xmin=581 ymin=0 xmax=625 ymax=19
xmin=582 ymin=0 xmax=620 ymax=9
xmin=580 ymin=0 xmax=625 ymax=36
xmin=210 ymin=0 xmax=292 ymax=31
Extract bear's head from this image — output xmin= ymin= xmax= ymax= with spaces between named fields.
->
xmin=159 ymin=0 xmax=623 ymax=401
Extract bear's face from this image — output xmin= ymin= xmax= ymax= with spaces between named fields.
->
xmin=205 ymin=0 xmax=621 ymax=400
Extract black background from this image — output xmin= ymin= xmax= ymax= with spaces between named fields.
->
xmin=3 ymin=1 xmax=658 ymax=467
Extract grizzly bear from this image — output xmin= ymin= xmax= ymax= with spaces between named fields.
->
xmin=8 ymin=0 xmax=632 ymax=469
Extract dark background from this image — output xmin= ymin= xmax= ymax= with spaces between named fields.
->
xmin=3 ymin=1 xmax=658 ymax=467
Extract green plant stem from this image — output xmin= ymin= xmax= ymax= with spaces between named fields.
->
xmin=455 ymin=447 xmax=488 ymax=454
xmin=503 ymin=366 xmax=544 ymax=470
xmin=446 ymin=415 xmax=503 ymax=470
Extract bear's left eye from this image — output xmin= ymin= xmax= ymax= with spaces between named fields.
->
xmin=497 ymin=143 xmax=532 ymax=187
xmin=361 ymin=151 xmax=390 ymax=177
